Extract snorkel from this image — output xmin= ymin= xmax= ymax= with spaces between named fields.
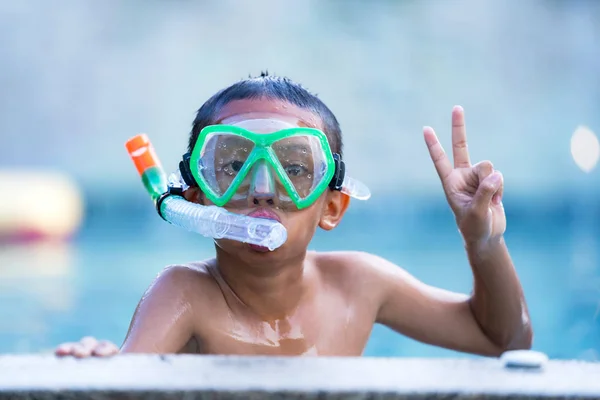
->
xmin=125 ymin=134 xmax=288 ymax=251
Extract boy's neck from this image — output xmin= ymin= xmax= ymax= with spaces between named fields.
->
xmin=213 ymin=248 xmax=313 ymax=320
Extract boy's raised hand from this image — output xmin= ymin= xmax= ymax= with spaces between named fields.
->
xmin=424 ymin=106 xmax=506 ymax=246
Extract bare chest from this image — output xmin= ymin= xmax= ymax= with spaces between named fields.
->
xmin=197 ymin=299 xmax=373 ymax=356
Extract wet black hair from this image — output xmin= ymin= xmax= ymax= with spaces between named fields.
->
xmin=187 ymin=71 xmax=343 ymax=157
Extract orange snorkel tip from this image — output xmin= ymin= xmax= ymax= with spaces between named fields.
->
xmin=125 ymin=134 xmax=162 ymax=176
xmin=125 ymin=133 xmax=168 ymax=202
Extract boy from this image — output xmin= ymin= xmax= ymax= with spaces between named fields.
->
xmin=56 ymin=73 xmax=532 ymax=357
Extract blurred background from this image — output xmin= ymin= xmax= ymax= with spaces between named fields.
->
xmin=0 ymin=0 xmax=599 ymax=359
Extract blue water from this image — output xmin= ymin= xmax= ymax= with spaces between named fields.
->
xmin=0 ymin=192 xmax=599 ymax=359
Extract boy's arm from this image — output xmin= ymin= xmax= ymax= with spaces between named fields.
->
xmin=362 ymin=105 xmax=531 ymax=356
xmin=55 ymin=265 xmax=207 ymax=357
xmin=359 ymin=242 xmax=531 ymax=357
xmin=120 ymin=265 xmax=198 ymax=354
xmin=465 ymin=237 xmax=532 ymax=351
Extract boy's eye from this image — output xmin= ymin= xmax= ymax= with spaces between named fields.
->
xmin=223 ymin=160 xmax=244 ymax=176
xmin=285 ymin=164 xmax=308 ymax=177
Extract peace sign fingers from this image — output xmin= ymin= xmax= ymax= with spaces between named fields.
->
xmin=451 ymin=106 xmax=471 ymax=169
xmin=424 ymin=126 xmax=453 ymax=183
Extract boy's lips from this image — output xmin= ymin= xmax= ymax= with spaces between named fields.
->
xmin=246 ymin=208 xmax=281 ymax=223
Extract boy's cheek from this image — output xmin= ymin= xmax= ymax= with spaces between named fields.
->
xmin=285 ymin=207 xmax=323 ymax=234
xmin=183 ymin=187 xmax=206 ymax=205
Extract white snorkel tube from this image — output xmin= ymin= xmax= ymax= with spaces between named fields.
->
xmin=125 ymin=134 xmax=288 ymax=251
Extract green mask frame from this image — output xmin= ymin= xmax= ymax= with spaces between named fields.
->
xmin=188 ymin=125 xmax=338 ymax=210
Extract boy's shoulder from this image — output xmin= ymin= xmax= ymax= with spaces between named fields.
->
xmin=312 ymin=250 xmax=388 ymax=269
xmin=312 ymin=250 xmax=377 ymax=265
xmin=156 ymin=260 xmax=214 ymax=278
xmin=151 ymin=260 xmax=222 ymax=298
xmin=312 ymin=250 xmax=396 ymax=289
xmin=311 ymin=250 xmax=409 ymax=312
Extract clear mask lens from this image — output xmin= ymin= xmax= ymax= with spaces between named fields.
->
xmin=196 ymin=133 xmax=330 ymax=209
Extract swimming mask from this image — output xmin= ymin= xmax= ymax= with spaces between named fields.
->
xmin=176 ymin=119 xmax=370 ymax=210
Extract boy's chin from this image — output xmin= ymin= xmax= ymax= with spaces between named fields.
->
xmin=215 ymin=239 xmax=283 ymax=256
xmin=214 ymin=238 xmax=313 ymax=260
xmin=247 ymin=243 xmax=272 ymax=253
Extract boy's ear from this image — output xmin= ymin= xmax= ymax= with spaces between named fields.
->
xmin=183 ymin=187 xmax=204 ymax=204
xmin=319 ymin=191 xmax=350 ymax=231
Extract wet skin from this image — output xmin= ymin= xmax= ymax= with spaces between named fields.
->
xmin=56 ymin=99 xmax=533 ymax=358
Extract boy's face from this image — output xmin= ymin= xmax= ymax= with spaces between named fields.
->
xmin=184 ymin=98 xmax=350 ymax=259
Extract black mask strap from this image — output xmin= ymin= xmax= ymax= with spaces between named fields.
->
xmin=328 ymin=153 xmax=345 ymax=191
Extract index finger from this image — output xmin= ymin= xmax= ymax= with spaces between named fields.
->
xmin=424 ymin=126 xmax=453 ymax=182
xmin=452 ymin=106 xmax=471 ymax=168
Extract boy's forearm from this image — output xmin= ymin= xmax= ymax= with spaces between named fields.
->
xmin=466 ymin=236 xmax=533 ymax=351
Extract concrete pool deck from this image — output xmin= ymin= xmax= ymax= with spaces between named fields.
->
xmin=0 ymin=355 xmax=599 ymax=399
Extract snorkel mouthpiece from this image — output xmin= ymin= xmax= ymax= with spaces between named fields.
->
xmin=125 ymin=134 xmax=287 ymax=251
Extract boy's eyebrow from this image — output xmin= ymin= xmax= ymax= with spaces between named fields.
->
xmin=273 ymin=143 xmax=311 ymax=153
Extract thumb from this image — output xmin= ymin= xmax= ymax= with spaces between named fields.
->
xmin=471 ymin=171 xmax=503 ymax=215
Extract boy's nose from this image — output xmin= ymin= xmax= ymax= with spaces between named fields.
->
xmin=248 ymin=161 xmax=279 ymax=207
